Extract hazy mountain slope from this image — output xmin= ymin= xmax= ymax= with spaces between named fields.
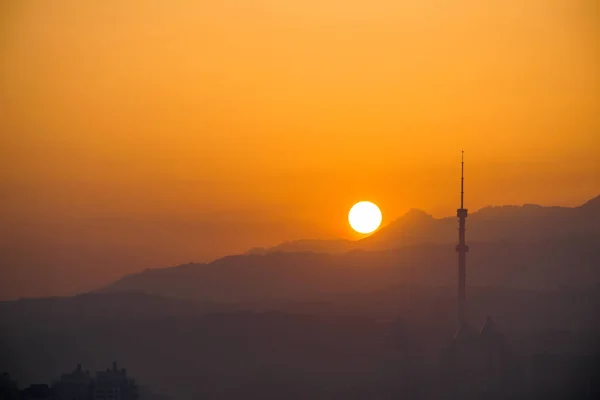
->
xmin=248 ymin=239 xmax=355 ymax=255
xmin=102 ymin=233 xmax=600 ymax=302
xmin=359 ymin=209 xmax=450 ymax=249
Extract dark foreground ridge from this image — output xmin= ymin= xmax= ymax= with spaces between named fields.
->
xmin=1 ymin=287 xmax=600 ymax=399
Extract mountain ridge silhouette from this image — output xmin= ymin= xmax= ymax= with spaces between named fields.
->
xmin=248 ymin=195 xmax=600 ymax=254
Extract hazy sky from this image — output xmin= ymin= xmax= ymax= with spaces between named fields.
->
xmin=1 ymin=0 xmax=599 ymax=298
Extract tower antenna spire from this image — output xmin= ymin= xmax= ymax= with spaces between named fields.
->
xmin=461 ymin=150 xmax=464 ymax=209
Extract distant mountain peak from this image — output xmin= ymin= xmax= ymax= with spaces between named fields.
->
xmin=377 ymin=209 xmax=434 ymax=233
xmin=402 ymin=208 xmax=434 ymax=220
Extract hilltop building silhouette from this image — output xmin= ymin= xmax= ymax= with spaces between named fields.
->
xmin=92 ymin=362 xmax=138 ymax=400
xmin=52 ymin=364 xmax=92 ymax=400
xmin=16 ymin=362 xmax=140 ymax=400
xmin=0 ymin=373 xmax=20 ymax=400
xmin=20 ymin=384 xmax=54 ymax=400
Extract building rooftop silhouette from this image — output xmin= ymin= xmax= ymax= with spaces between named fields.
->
xmin=48 ymin=362 xmax=138 ymax=400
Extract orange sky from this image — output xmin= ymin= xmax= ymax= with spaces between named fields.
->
xmin=0 ymin=0 xmax=599 ymax=298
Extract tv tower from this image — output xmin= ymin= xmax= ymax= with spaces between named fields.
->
xmin=456 ymin=151 xmax=469 ymax=324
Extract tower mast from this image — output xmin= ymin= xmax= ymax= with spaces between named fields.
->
xmin=456 ymin=151 xmax=469 ymax=324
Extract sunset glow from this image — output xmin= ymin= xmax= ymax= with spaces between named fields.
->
xmin=0 ymin=0 xmax=598 ymax=299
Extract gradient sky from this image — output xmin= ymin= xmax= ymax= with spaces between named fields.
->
xmin=1 ymin=0 xmax=599 ymax=299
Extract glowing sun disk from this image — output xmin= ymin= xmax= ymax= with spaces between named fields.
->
xmin=348 ymin=201 xmax=382 ymax=234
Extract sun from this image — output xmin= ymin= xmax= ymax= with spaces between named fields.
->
xmin=348 ymin=201 xmax=382 ymax=234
